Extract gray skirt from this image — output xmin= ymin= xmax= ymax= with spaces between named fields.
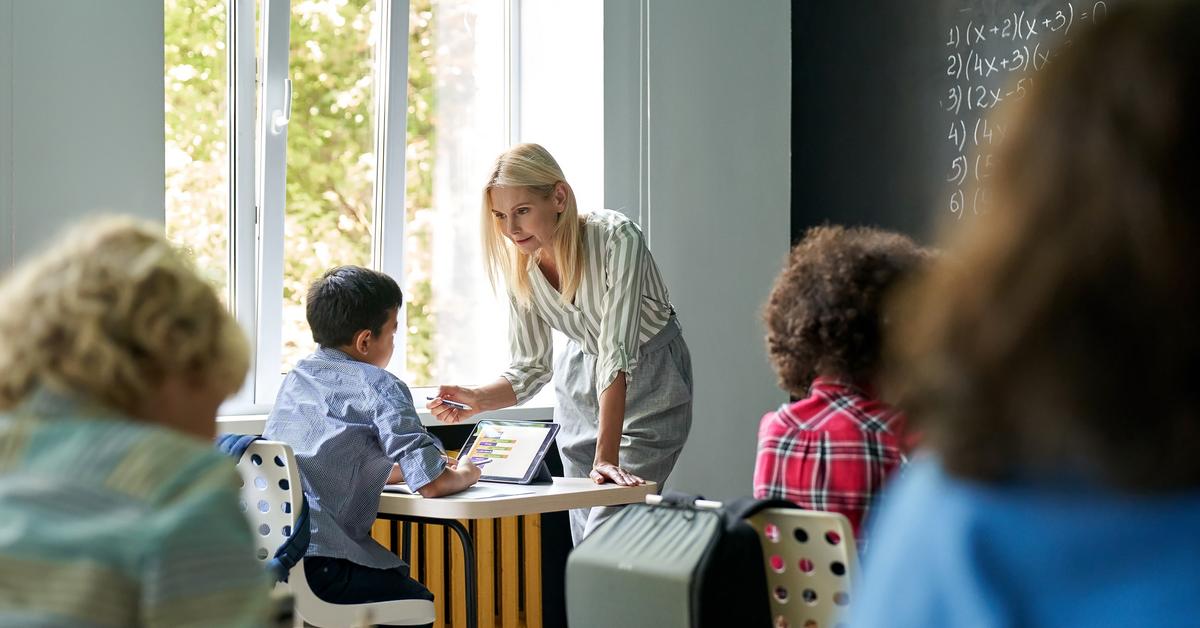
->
xmin=553 ymin=317 xmax=693 ymax=544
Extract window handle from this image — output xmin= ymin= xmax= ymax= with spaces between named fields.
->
xmin=271 ymin=78 xmax=292 ymax=134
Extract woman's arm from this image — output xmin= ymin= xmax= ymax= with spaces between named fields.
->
xmin=590 ymin=218 xmax=653 ymax=485
xmin=428 ymin=378 xmax=518 ymax=423
xmin=431 ymin=295 xmax=551 ymax=424
xmin=591 ymin=371 xmax=645 ymax=486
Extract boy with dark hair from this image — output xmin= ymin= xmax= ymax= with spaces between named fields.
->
xmin=264 ymin=265 xmax=480 ymax=608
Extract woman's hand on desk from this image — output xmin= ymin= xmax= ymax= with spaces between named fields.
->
xmin=589 ymin=461 xmax=645 ymax=487
xmin=427 ymin=385 xmax=483 ymax=424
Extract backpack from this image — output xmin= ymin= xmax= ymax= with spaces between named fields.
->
xmin=566 ymin=490 xmax=797 ymax=628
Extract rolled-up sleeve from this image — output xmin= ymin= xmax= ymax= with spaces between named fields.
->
xmin=374 ymin=381 xmax=446 ymax=492
xmin=595 ymin=221 xmax=648 ymax=398
xmin=501 ymin=294 xmax=554 ymax=404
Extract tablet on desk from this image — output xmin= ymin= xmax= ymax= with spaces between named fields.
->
xmin=459 ymin=419 xmax=559 ymax=485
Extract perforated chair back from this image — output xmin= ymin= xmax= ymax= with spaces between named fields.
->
xmin=237 ymin=441 xmax=304 ymax=570
xmin=235 ymin=440 xmax=436 ymax=627
xmin=746 ymin=508 xmax=858 ymax=628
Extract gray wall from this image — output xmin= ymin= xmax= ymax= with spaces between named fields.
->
xmin=606 ymin=0 xmax=792 ymax=500
xmin=1 ymin=2 xmax=12 ymax=269
xmin=0 ymin=1 xmax=164 ymax=272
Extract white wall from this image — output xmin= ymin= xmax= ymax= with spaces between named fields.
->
xmin=0 ymin=1 xmax=164 ymax=272
xmin=606 ymin=0 xmax=791 ymax=500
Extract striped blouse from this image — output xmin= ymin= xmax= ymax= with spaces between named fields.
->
xmin=502 ymin=209 xmax=676 ymax=403
xmin=0 ymin=388 xmax=270 ymax=627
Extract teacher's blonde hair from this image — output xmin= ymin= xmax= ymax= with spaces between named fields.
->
xmin=481 ymin=143 xmax=583 ymax=307
xmin=0 ymin=216 xmax=249 ymax=418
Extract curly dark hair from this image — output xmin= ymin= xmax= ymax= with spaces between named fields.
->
xmin=886 ymin=0 xmax=1200 ymax=490
xmin=764 ymin=225 xmax=925 ymax=396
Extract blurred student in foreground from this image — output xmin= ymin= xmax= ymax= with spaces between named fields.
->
xmin=0 ymin=217 xmax=270 ymax=627
xmin=854 ymin=2 xmax=1200 ymax=626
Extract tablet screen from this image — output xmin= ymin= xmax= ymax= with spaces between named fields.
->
xmin=460 ymin=420 xmax=559 ymax=484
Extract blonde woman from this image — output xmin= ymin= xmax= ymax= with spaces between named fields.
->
xmin=0 ymin=217 xmax=270 ymax=626
xmin=428 ymin=143 xmax=693 ymax=543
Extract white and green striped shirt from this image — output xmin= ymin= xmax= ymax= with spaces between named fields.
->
xmin=502 ymin=209 xmax=676 ymax=403
xmin=0 ymin=389 xmax=271 ymax=627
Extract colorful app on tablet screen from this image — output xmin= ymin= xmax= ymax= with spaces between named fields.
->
xmin=459 ymin=420 xmax=560 ymax=484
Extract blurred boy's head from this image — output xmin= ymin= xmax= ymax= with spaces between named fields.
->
xmin=0 ymin=216 xmax=249 ymax=438
xmin=306 ymin=265 xmax=403 ymax=368
xmin=764 ymin=225 xmax=925 ymax=396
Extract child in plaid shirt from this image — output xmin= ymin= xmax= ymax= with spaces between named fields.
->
xmin=753 ymin=225 xmax=925 ymax=539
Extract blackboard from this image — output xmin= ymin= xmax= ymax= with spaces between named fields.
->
xmin=790 ymin=0 xmax=1116 ymax=243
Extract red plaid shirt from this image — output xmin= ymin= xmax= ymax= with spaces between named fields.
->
xmin=753 ymin=377 xmax=909 ymax=539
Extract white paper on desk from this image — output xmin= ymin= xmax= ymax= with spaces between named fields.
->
xmin=383 ymin=483 xmax=534 ymax=499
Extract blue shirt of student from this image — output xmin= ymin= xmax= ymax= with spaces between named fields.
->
xmin=852 ymin=458 xmax=1200 ymax=628
xmin=264 ymin=346 xmax=445 ymax=570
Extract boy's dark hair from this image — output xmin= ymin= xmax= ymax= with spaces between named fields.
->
xmin=306 ymin=266 xmax=403 ymax=348
xmin=764 ymin=225 xmax=925 ymax=396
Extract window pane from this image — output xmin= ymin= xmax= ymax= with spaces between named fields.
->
xmin=280 ymin=0 xmax=379 ymax=371
xmin=519 ymin=0 xmax=605 ymax=211
xmin=517 ymin=0 xmax=606 ymax=407
xmin=165 ymin=0 xmax=230 ymax=302
xmin=403 ymin=0 xmax=509 ymax=387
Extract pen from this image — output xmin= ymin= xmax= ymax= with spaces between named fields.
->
xmin=426 ymin=396 xmax=472 ymax=411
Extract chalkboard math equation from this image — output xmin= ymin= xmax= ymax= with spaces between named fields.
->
xmin=939 ymin=1 xmax=1112 ymax=218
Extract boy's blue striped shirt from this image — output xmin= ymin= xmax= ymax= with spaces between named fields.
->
xmin=264 ymin=346 xmax=445 ymax=570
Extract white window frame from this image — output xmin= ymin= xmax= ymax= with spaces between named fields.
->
xmin=217 ymin=0 xmax=559 ymax=427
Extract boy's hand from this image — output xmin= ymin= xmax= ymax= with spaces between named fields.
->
xmin=387 ymin=462 xmax=404 ymax=484
xmin=458 ymin=458 xmax=484 ymax=485
xmin=427 ymin=385 xmax=483 ymax=424
xmin=443 ymin=454 xmax=458 ymax=469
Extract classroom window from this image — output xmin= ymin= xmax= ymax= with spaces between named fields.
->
xmin=165 ymin=0 xmax=602 ymax=412
xmin=277 ymin=0 xmax=379 ymax=373
xmin=164 ymin=0 xmax=231 ymax=304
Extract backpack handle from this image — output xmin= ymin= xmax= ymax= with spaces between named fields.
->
xmin=648 ymin=490 xmax=723 ymax=510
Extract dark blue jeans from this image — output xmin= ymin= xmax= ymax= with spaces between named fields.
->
xmin=304 ymin=556 xmax=434 ymax=627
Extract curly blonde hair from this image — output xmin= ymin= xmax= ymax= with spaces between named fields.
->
xmin=0 ymin=216 xmax=249 ymax=417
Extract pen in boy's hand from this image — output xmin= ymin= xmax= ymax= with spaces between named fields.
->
xmin=426 ymin=396 xmax=472 ymax=411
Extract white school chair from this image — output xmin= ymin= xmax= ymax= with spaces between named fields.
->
xmin=236 ymin=440 xmax=436 ymax=627
xmin=746 ymin=508 xmax=858 ymax=628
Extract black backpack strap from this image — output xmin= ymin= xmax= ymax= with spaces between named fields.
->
xmin=658 ymin=488 xmax=707 ymax=507
xmin=215 ymin=432 xmax=262 ymax=460
xmin=720 ymin=497 xmax=799 ymax=521
xmin=266 ymin=496 xmax=311 ymax=583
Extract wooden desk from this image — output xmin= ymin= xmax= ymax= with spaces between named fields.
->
xmin=378 ymin=479 xmax=655 ymax=628
xmin=379 ymin=478 xmax=655 ymax=519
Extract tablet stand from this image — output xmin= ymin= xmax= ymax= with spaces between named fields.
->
xmin=528 ymin=460 xmax=553 ymax=484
